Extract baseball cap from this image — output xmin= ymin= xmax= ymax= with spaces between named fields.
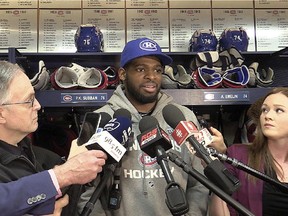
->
xmin=120 ymin=37 xmax=172 ymax=68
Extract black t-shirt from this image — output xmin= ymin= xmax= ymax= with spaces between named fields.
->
xmin=262 ymin=177 xmax=288 ymax=216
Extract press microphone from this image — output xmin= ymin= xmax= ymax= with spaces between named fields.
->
xmin=162 ymin=104 xmax=214 ymax=164
xmin=163 ymin=104 xmax=240 ymax=195
xmin=137 ymin=116 xmax=173 ymax=181
xmin=113 ymin=108 xmax=133 ymax=149
xmin=80 ymin=113 xmax=132 ymax=216
xmin=137 ymin=116 xmax=189 ymax=216
xmin=84 ymin=116 xmax=132 ymax=164
xmin=113 ymin=108 xmax=132 ymax=120
xmin=168 ymin=152 xmax=254 ymax=216
xmin=138 ymin=116 xmax=172 ymax=158
xmin=209 ymin=148 xmax=288 ymax=193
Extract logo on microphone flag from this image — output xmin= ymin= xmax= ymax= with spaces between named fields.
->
xmin=140 ymin=128 xmax=158 ymax=146
xmin=85 ymin=131 xmax=126 ymax=162
xmin=197 ymin=128 xmax=213 ymax=146
xmin=171 ymin=121 xmax=198 ymax=145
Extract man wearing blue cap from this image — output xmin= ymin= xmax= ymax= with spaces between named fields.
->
xmin=80 ymin=37 xmax=210 ymax=215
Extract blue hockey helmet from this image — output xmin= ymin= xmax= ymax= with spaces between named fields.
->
xmin=219 ymin=27 xmax=249 ymax=52
xmin=189 ymin=29 xmax=218 ymax=52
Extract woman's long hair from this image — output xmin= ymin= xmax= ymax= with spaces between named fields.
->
xmin=248 ymin=87 xmax=288 ymax=181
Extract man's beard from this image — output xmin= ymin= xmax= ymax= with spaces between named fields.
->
xmin=125 ymin=78 xmax=160 ymax=104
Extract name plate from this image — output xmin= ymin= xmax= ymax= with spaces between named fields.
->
xmin=61 ymin=92 xmax=108 ymax=103
xmin=204 ymin=91 xmax=249 ymax=102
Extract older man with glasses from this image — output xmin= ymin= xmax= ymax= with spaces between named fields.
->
xmin=1 ymin=96 xmax=36 ymax=106
xmin=0 ymin=60 xmax=107 ymax=216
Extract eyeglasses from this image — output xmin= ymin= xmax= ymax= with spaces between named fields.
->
xmin=1 ymin=97 xmax=35 ymax=108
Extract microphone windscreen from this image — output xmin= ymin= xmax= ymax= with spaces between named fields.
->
xmin=113 ymin=108 xmax=132 ymax=120
xmin=139 ymin=116 xmax=159 ymax=133
xmin=99 ymin=112 xmax=112 ymax=128
xmin=104 ymin=116 xmax=132 ymax=143
xmin=162 ymin=104 xmax=186 ymax=129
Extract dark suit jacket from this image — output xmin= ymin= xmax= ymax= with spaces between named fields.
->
xmin=0 ymin=170 xmax=58 ymax=216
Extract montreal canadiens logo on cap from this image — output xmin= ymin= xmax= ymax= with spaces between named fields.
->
xmin=139 ymin=39 xmax=158 ymax=51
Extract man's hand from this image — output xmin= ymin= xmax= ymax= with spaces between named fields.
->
xmin=68 ymin=139 xmax=88 ymax=159
xmin=54 ymin=150 xmax=107 ymax=188
xmin=47 ymin=194 xmax=69 ymax=216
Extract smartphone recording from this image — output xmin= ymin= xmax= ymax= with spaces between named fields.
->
xmin=77 ymin=112 xmax=101 ymax=146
